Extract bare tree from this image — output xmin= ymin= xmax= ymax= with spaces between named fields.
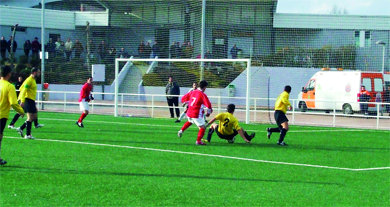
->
xmin=330 ymin=5 xmax=348 ymax=15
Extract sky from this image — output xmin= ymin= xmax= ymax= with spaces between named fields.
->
xmin=277 ymin=0 xmax=390 ymax=16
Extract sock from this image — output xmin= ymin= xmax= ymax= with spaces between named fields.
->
xmin=181 ymin=121 xmax=192 ymax=132
xmin=26 ymin=121 xmax=32 ymax=136
xmin=20 ymin=121 xmax=27 ymax=130
xmin=34 ymin=118 xmax=39 ymax=127
xmin=269 ymin=127 xmax=280 ymax=133
xmin=10 ymin=113 xmax=20 ymax=125
xmin=197 ymin=128 xmax=205 ymax=142
xmin=178 ymin=112 xmax=186 ymax=121
xmin=244 ymin=131 xmax=250 ymax=140
xmin=207 ymin=128 xmax=214 ymax=142
xmin=279 ymin=128 xmax=288 ymax=143
xmin=78 ymin=113 xmax=87 ymax=123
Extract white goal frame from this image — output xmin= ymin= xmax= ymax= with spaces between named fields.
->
xmin=115 ymin=58 xmax=252 ymax=124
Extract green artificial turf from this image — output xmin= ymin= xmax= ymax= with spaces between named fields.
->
xmin=0 ymin=112 xmax=389 ymax=206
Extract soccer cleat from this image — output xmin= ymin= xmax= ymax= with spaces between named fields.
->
xmin=35 ymin=124 xmax=44 ymax=128
xmin=0 ymin=159 xmax=7 ymax=166
xmin=267 ymin=128 xmax=272 ymax=139
xmin=24 ymin=135 xmax=35 ymax=140
xmin=201 ymin=138 xmax=209 ymax=144
xmin=175 ymin=119 xmax=181 ymax=123
xmin=177 ymin=130 xmax=183 ymax=138
xmin=196 ymin=141 xmax=206 ymax=145
xmin=16 ymin=127 xmax=24 ymax=137
xmin=76 ymin=121 xmax=84 ymax=128
xmin=227 ymin=137 xmax=235 ymax=144
xmin=8 ymin=125 xmax=15 ymax=129
xmin=277 ymin=141 xmax=288 ymax=146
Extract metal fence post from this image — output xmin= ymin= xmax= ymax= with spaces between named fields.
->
xmin=121 ymin=94 xmax=124 ymax=116
xmin=253 ymin=98 xmax=257 ymax=122
xmin=64 ymin=93 xmax=67 ymax=112
xmin=376 ymin=103 xmax=380 ymax=129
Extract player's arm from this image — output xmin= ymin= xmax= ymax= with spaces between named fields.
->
xmin=237 ymin=129 xmax=250 ymax=143
xmin=205 ymin=117 xmax=217 ymax=128
xmin=9 ymin=86 xmax=24 ymax=116
xmin=181 ymin=92 xmax=190 ymax=103
xmin=203 ymin=95 xmax=213 ymax=116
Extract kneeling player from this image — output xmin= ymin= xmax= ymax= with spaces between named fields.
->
xmin=205 ymin=104 xmax=255 ymax=144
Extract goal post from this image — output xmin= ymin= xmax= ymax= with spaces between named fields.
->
xmin=114 ymin=58 xmax=251 ymax=123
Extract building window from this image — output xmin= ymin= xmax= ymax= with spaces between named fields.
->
xmin=355 ymin=30 xmax=371 ymax=48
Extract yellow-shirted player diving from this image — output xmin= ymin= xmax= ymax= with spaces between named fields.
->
xmin=204 ymin=104 xmax=255 ymax=144
xmin=0 ymin=66 xmax=25 ymax=165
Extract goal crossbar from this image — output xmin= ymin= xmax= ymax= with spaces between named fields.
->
xmin=114 ymin=58 xmax=251 ymax=124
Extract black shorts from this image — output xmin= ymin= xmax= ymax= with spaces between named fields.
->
xmin=274 ymin=110 xmax=289 ymax=128
xmin=0 ymin=118 xmax=7 ymax=134
xmin=24 ymin=98 xmax=37 ymax=113
xmin=215 ymin=125 xmax=238 ymax=140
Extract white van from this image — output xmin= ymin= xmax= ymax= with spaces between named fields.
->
xmin=297 ymin=70 xmax=385 ymax=114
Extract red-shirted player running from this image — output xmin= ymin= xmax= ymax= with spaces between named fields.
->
xmin=177 ymin=80 xmax=212 ymax=145
xmin=76 ymin=77 xmax=94 ymax=128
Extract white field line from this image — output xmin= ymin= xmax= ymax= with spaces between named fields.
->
xmin=39 ymin=117 xmax=380 ymax=133
xmin=5 ymin=136 xmax=390 ymax=172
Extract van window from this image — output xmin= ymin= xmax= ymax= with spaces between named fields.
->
xmin=362 ymin=78 xmax=372 ymax=91
xmin=307 ymin=80 xmax=315 ymax=90
xmin=374 ymin=78 xmax=383 ymax=92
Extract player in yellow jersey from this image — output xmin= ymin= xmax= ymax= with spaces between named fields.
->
xmin=267 ymin=85 xmax=292 ymax=146
xmin=204 ymin=104 xmax=255 ymax=144
xmin=16 ymin=68 xmax=40 ymax=139
xmin=0 ymin=66 xmax=25 ymax=165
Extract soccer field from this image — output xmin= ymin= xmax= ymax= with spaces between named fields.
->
xmin=0 ymin=111 xmax=389 ymax=206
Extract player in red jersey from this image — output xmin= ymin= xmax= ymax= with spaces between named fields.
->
xmin=76 ymin=77 xmax=93 ymax=128
xmin=177 ymin=80 xmax=212 ymax=145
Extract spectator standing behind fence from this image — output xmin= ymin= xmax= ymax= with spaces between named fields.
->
xmin=88 ymin=39 xmax=96 ymax=58
xmin=31 ymin=37 xmax=41 ymax=60
xmin=144 ymin=42 xmax=152 ymax=59
xmin=152 ymin=41 xmax=160 ymax=58
xmin=176 ymin=42 xmax=182 ymax=58
xmin=98 ymin=40 xmax=107 ymax=62
xmin=7 ymin=36 xmax=17 ymax=54
xmin=65 ymin=38 xmax=73 ymax=61
xmin=118 ymin=48 xmax=129 ymax=59
xmin=0 ymin=36 xmax=7 ymax=60
xmin=23 ymin=40 xmax=31 ymax=58
xmin=73 ymin=39 xmax=83 ymax=59
xmin=45 ymin=38 xmax=56 ymax=59
xmin=55 ymin=38 xmax=64 ymax=57
xmin=384 ymin=85 xmax=390 ymax=116
xmin=165 ymin=76 xmax=180 ymax=119
xmin=138 ymin=40 xmax=145 ymax=58
xmin=170 ymin=41 xmax=177 ymax=58
xmin=14 ymin=76 xmax=23 ymax=97
xmin=359 ymin=85 xmax=371 ymax=115
xmin=230 ymin=44 xmax=238 ymax=59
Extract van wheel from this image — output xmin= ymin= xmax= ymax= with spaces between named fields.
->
xmin=343 ymin=104 xmax=353 ymax=114
xmin=299 ymin=102 xmax=307 ymax=112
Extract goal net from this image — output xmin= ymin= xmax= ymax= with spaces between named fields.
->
xmin=114 ymin=58 xmax=252 ymax=123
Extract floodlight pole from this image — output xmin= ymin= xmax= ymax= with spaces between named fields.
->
xmin=200 ymin=0 xmax=206 ymax=80
xmin=41 ymin=0 xmax=45 ymax=110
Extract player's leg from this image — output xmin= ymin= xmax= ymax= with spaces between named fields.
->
xmin=193 ymin=118 xmax=207 ymax=145
xmin=238 ymin=128 xmax=255 ymax=142
xmin=267 ymin=110 xmax=282 ymax=139
xmin=278 ymin=121 xmax=289 ymax=146
xmin=76 ymin=100 xmax=89 ymax=127
xmin=33 ymin=111 xmax=44 ymax=128
xmin=0 ymin=118 xmax=8 ymax=165
xmin=178 ymin=118 xmax=193 ymax=138
xmin=8 ymin=113 xmax=21 ymax=129
xmin=24 ymin=112 xmax=35 ymax=139
xmin=205 ymin=123 xmax=218 ymax=142
xmin=176 ymin=106 xmax=188 ymax=123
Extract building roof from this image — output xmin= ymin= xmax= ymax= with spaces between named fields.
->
xmin=274 ymin=13 xmax=390 ymax=30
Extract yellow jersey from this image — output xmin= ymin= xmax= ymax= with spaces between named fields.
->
xmin=215 ymin=112 xmax=241 ymax=135
xmin=0 ymin=80 xmax=24 ymax=119
xmin=19 ymin=75 xmax=37 ymax=102
xmin=274 ymin=91 xmax=291 ymax=114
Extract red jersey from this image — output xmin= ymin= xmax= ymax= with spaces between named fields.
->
xmin=181 ymin=89 xmax=212 ymax=118
xmin=79 ymin=83 xmax=93 ymax=102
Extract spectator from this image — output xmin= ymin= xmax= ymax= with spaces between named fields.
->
xmin=170 ymin=41 xmax=177 ymax=58
xmin=165 ymin=76 xmax=180 ymax=119
xmin=7 ymin=36 xmax=17 ymax=54
xmin=186 ymin=42 xmax=194 ymax=58
xmin=87 ymin=39 xmax=96 ymax=58
xmin=74 ymin=39 xmax=83 ymax=59
xmin=359 ymin=85 xmax=371 ymax=115
xmin=14 ymin=76 xmax=23 ymax=97
xmin=45 ymin=38 xmax=56 ymax=59
xmin=138 ymin=41 xmax=145 ymax=58
xmin=23 ymin=40 xmax=31 ymax=57
xmin=57 ymin=41 xmax=65 ymax=58
xmin=55 ymin=37 xmax=64 ymax=57
xmin=144 ymin=42 xmax=152 ymax=59
xmin=118 ymin=47 xmax=129 ymax=59
xmin=384 ymin=85 xmax=390 ymax=115
xmin=0 ymin=36 xmax=7 ymax=60
xmin=31 ymin=37 xmax=41 ymax=60
xmin=175 ymin=42 xmax=182 ymax=58
xmin=152 ymin=41 xmax=160 ymax=58
xmin=181 ymin=42 xmax=187 ymax=58
xmin=97 ymin=40 xmax=107 ymax=62
xmin=108 ymin=47 xmax=117 ymax=62
xmin=64 ymin=38 xmax=73 ymax=61
xmin=230 ymin=44 xmax=238 ymax=59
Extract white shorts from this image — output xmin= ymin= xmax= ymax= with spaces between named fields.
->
xmin=79 ymin=99 xmax=89 ymax=111
xmin=187 ymin=117 xmax=206 ymax=127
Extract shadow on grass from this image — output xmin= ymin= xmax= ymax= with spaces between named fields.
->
xmin=3 ymin=165 xmax=341 ymax=186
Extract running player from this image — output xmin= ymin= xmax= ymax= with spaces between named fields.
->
xmin=0 ymin=66 xmax=25 ymax=165
xmin=16 ymin=68 xmax=41 ymax=139
xmin=267 ymin=85 xmax=292 ymax=146
xmin=204 ymin=104 xmax=254 ymax=144
xmin=76 ymin=77 xmax=93 ymax=128
xmin=175 ymin=82 xmax=198 ymax=123
xmin=177 ymin=80 xmax=212 ymax=145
